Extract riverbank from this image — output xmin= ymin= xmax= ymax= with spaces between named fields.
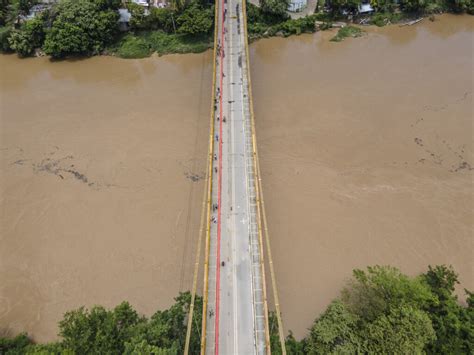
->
xmin=0 ymin=0 xmax=472 ymax=59
xmin=106 ymin=32 xmax=212 ymax=59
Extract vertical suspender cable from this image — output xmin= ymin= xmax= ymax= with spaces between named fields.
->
xmin=184 ymin=150 xmax=210 ymax=354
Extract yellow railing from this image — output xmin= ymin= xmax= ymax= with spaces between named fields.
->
xmin=198 ymin=0 xmax=219 ymax=353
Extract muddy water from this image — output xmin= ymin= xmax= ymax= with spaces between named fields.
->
xmin=251 ymin=14 xmax=473 ymax=337
xmin=0 ymin=54 xmax=212 ymax=341
xmin=0 ymin=14 xmax=472 ymax=342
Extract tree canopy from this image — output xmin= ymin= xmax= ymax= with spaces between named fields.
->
xmin=266 ymin=265 xmax=473 ymax=354
xmin=176 ymin=1 xmax=213 ymax=35
xmin=0 ymin=292 xmax=202 ymax=355
xmin=43 ymin=0 xmax=119 ymax=58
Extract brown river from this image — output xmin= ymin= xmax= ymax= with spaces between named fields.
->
xmin=1 ymin=14 xmax=473 ymax=341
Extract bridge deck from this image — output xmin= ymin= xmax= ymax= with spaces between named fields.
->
xmin=203 ymin=0 xmax=267 ymax=353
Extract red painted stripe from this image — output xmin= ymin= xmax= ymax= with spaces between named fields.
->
xmin=214 ymin=0 xmax=225 ymax=353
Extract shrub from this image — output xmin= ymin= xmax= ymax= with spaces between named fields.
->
xmin=260 ymin=0 xmax=291 ymax=18
xmin=8 ymin=16 xmax=44 ymax=57
xmin=330 ymin=25 xmax=364 ymax=42
xmin=0 ymin=333 xmax=31 ymax=354
xmin=0 ymin=25 xmax=12 ymax=52
xmin=116 ymin=34 xmax=152 ymax=58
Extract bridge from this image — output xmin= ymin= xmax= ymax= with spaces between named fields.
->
xmin=184 ymin=0 xmax=286 ymax=354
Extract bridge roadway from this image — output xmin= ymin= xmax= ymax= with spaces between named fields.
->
xmin=203 ymin=0 xmax=267 ymax=352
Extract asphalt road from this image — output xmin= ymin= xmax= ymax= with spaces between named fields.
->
xmin=204 ymin=0 xmax=266 ymax=353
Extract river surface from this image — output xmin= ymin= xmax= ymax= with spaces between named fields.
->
xmin=1 ymin=14 xmax=473 ymax=341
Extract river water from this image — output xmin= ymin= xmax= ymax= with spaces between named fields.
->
xmin=1 ymin=14 xmax=472 ymax=341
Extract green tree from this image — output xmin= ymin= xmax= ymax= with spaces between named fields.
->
xmin=341 ymin=265 xmax=435 ymax=322
xmin=305 ymin=300 xmax=362 ymax=354
xmin=0 ymin=0 xmax=10 ymax=25
xmin=0 ymin=25 xmax=12 ymax=51
xmin=400 ymin=0 xmax=427 ymax=12
xmin=0 ymin=292 xmax=202 ymax=355
xmin=93 ymin=0 xmax=122 ymax=10
xmin=260 ymin=0 xmax=290 ymax=17
xmin=149 ymin=7 xmax=177 ymax=33
xmin=8 ymin=16 xmax=44 ymax=56
xmin=444 ymin=0 xmax=471 ymax=11
xmin=0 ymin=333 xmax=31 ymax=355
xmin=328 ymin=0 xmax=361 ymax=13
xmin=43 ymin=0 xmax=119 ymax=58
xmin=176 ymin=2 xmax=213 ymax=35
xmin=364 ymin=305 xmax=435 ymax=354
xmin=126 ymin=2 xmax=150 ymax=31
xmin=422 ymin=265 xmax=474 ymax=354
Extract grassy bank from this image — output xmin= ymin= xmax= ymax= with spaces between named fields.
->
xmin=330 ymin=25 xmax=364 ymax=42
xmin=109 ymin=31 xmax=212 ymax=59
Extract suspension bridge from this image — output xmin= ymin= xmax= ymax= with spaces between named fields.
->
xmin=184 ymin=0 xmax=285 ymax=353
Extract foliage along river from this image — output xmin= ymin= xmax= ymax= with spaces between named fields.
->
xmin=1 ymin=14 xmax=472 ymax=341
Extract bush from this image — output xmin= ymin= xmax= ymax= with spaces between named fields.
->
xmin=112 ymin=31 xmax=212 ymax=58
xmin=370 ymin=12 xmax=403 ymax=26
xmin=0 ymin=25 xmax=12 ymax=52
xmin=400 ymin=0 xmax=427 ymax=12
xmin=8 ymin=16 xmax=44 ymax=57
xmin=0 ymin=333 xmax=31 ymax=354
xmin=330 ymin=25 xmax=364 ymax=42
xmin=444 ymin=0 xmax=472 ymax=11
xmin=147 ymin=31 xmax=212 ymax=54
xmin=260 ymin=0 xmax=291 ymax=17
xmin=116 ymin=34 xmax=152 ymax=58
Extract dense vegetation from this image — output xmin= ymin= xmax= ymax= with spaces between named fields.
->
xmin=0 ymin=0 xmax=214 ymax=58
xmin=246 ymin=0 xmax=473 ymax=40
xmin=1 ymin=265 xmax=472 ymax=354
xmin=271 ymin=265 xmax=474 ymax=354
xmin=1 ymin=0 xmax=473 ymax=58
xmin=0 ymin=292 xmax=203 ymax=354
